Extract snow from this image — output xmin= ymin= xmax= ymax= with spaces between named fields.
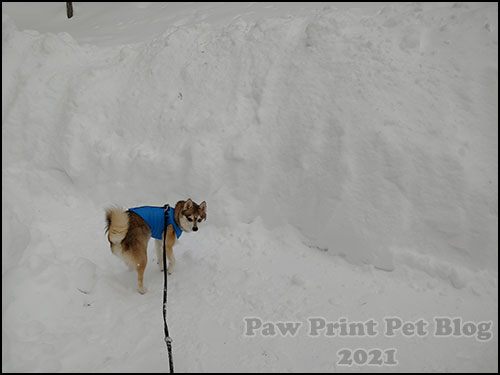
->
xmin=2 ymin=2 xmax=498 ymax=372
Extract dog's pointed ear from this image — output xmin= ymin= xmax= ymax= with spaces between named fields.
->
xmin=199 ymin=201 xmax=207 ymax=214
xmin=184 ymin=199 xmax=193 ymax=210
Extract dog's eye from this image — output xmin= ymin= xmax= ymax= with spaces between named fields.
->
xmin=197 ymin=218 xmax=202 ymax=223
xmin=187 ymin=217 xmax=193 ymax=222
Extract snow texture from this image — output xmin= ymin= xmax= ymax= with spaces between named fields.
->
xmin=2 ymin=2 xmax=498 ymax=372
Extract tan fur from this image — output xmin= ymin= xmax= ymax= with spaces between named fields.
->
xmin=105 ymin=199 xmax=206 ymax=294
xmin=105 ymin=207 xmax=129 ymax=244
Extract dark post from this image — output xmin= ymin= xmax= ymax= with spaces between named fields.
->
xmin=66 ymin=2 xmax=73 ymax=19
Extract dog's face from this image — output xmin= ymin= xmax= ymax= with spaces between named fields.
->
xmin=178 ymin=199 xmax=207 ymax=233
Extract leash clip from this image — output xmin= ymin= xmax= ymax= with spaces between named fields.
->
xmin=164 ymin=336 xmax=173 ymax=344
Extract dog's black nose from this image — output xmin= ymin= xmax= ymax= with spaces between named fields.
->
xmin=193 ymin=227 xmax=198 ymax=232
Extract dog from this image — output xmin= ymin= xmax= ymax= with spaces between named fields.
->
xmin=105 ymin=199 xmax=206 ymax=294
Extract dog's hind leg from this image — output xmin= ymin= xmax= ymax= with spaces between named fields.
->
xmin=136 ymin=252 xmax=148 ymax=294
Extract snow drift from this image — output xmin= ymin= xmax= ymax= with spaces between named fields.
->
xmin=3 ymin=3 xmax=497 ymax=274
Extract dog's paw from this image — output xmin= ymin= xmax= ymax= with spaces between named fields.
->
xmin=167 ymin=259 xmax=175 ymax=275
xmin=138 ymin=286 xmax=147 ymax=294
xmin=167 ymin=267 xmax=173 ymax=275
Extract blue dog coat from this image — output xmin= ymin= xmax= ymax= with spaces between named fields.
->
xmin=128 ymin=206 xmax=182 ymax=240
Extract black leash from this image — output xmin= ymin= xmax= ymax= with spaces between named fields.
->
xmin=163 ymin=204 xmax=174 ymax=373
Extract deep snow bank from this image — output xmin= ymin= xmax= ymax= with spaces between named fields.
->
xmin=3 ymin=3 xmax=498 ymax=281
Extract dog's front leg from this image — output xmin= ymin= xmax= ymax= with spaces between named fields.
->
xmin=166 ymin=245 xmax=176 ymax=275
xmin=165 ymin=226 xmax=176 ymax=275
xmin=155 ymin=239 xmax=164 ymax=271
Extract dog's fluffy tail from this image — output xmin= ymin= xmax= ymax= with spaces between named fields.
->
xmin=105 ymin=207 xmax=129 ymax=245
